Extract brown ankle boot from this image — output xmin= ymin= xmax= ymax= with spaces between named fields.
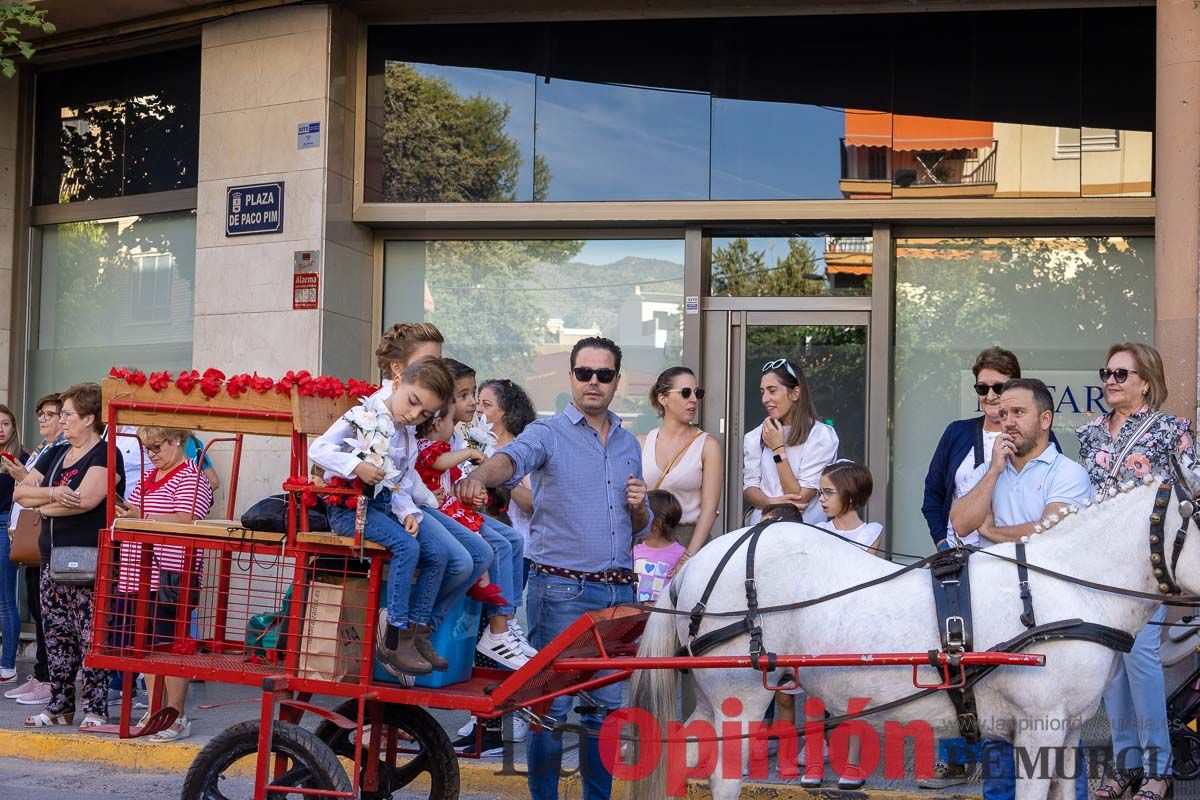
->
xmin=411 ymin=624 xmax=449 ymax=671
xmin=376 ymin=623 xmax=433 ymax=677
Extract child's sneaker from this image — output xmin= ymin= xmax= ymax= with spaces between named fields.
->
xmin=507 ymin=620 xmax=537 ymax=658
xmin=476 ymin=630 xmax=528 ymax=671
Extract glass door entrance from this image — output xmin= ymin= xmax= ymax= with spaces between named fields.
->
xmin=702 ymin=309 xmax=874 ymax=532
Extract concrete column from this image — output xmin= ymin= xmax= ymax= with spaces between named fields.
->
xmin=0 ymin=74 xmax=18 ymax=408
xmin=1156 ymin=0 xmax=1200 ymax=422
xmin=195 ymin=4 xmax=374 ymax=509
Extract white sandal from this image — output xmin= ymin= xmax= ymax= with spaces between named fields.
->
xmin=25 ymin=710 xmax=74 ymax=727
xmin=79 ymin=713 xmax=107 ymax=730
xmin=147 ymin=716 xmax=191 ymax=743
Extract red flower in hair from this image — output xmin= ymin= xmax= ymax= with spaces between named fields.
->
xmin=250 ymin=373 xmax=274 ymax=394
xmin=175 ymin=370 xmax=200 ymax=394
xmin=148 ymin=371 xmax=172 ymax=392
xmin=225 ymin=373 xmax=251 ymax=399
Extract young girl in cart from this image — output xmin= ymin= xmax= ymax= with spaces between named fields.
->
xmin=309 ymin=356 xmax=454 ymax=677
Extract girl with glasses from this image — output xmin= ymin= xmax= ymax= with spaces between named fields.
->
xmin=639 ymin=367 xmax=723 ymax=569
xmin=742 ymin=359 xmax=838 ymax=525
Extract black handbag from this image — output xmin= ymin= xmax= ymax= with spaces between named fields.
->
xmin=240 ymin=494 xmax=330 ymax=533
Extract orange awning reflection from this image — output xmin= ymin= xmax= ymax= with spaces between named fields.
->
xmin=845 ymin=111 xmax=994 ymax=150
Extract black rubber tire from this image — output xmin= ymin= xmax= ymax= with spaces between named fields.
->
xmin=315 ymin=699 xmax=460 ymax=800
xmin=181 ymin=719 xmax=351 ymax=800
xmin=1172 ymin=728 xmax=1200 ymax=781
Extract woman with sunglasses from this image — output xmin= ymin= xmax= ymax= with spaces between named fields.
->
xmin=743 ymin=358 xmax=838 ymax=525
xmin=1078 ymin=342 xmax=1195 ymax=800
xmin=639 ymin=367 xmax=723 ymax=567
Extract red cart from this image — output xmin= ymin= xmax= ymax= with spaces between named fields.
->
xmin=86 ymin=376 xmax=1044 ymax=799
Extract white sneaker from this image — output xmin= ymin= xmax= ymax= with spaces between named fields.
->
xmin=509 ymin=713 xmax=529 ymax=742
xmin=0 ymin=669 xmax=17 ymax=684
xmin=507 ymin=621 xmax=538 ymax=658
xmin=457 ymin=717 xmax=476 ymax=738
xmin=476 ymin=630 xmax=530 ymax=671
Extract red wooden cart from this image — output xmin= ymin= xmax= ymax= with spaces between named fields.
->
xmin=85 ymin=376 xmax=1045 ymax=800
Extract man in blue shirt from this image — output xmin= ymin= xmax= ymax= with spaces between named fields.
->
xmin=455 ymin=336 xmax=650 ymax=800
xmin=950 ymin=377 xmax=1093 ymax=800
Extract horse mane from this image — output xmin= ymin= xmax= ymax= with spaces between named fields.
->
xmin=1026 ymin=473 xmax=1160 ymax=539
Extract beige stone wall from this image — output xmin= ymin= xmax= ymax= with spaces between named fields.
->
xmin=195 ymin=5 xmax=375 ymax=513
xmin=993 ymin=123 xmax=1153 ymax=198
xmin=0 ymin=75 xmax=17 ymax=408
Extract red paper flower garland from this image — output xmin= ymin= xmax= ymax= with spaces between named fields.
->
xmin=107 ymin=365 xmax=380 ymax=402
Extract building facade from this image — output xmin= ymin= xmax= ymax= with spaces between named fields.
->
xmin=2 ymin=0 xmax=1197 ymax=555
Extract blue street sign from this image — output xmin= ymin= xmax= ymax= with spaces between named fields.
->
xmin=226 ymin=182 xmax=284 ymax=236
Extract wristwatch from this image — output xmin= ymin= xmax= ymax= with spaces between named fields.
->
xmin=772 ymin=453 xmax=784 ymax=464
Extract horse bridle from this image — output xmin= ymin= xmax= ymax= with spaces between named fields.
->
xmin=1150 ymin=454 xmax=1200 ymax=595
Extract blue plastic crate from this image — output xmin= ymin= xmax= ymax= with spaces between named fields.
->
xmin=372 ymin=581 xmax=483 ymax=688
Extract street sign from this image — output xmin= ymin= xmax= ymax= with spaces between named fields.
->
xmin=297 ymin=121 xmax=320 ymax=150
xmin=293 ymin=273 xmax=319 ymax=309
xmin=226 ymin=182 xmax=284 ymax=237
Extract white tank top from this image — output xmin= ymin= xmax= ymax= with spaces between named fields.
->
xmin=641 ymin=427 xmax=707 ymax=525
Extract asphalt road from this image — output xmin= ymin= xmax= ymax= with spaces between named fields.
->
xmin=0 ymin=758 xmax=496 ymax=800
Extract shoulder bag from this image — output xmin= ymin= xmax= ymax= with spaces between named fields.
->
xmin=8 ymin=507 xmax=42 ymax=566
xmin=653 ymin=431 xmax=705 ymax=491
xmin=45 ymin=448 xmax=98 ymax=586
xmin=1100 ymin=411 xmax=1163 ymax=495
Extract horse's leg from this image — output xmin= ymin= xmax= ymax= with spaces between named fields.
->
xmin=708 ymin=684 xmax=774 ymax=800
xmin=1014 ymin=728 xmax=1069 ymax=800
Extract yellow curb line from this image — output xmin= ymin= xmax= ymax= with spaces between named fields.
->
xmin=0 ymin=728 xmax=979 ymax=800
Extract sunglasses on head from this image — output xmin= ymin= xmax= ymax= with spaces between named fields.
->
xmin=572 ymin=367 xmax=617 ymax=384
xmin=973 ymin=382 xmax=1007 ymax=397
xmin=666 ymin=387 xmax=705 ymax=400
xmin=761 ymin=359 xmax=799 ymax=380
xmin=1099 ymin=368 xmax=1139 ymax=384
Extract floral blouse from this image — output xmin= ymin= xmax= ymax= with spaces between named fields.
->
xmin=1076 ymin=406 xmax=1196 ymax=490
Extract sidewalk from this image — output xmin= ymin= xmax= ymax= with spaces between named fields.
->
xmin=0 ymin=658 xmax=1193 ymax=800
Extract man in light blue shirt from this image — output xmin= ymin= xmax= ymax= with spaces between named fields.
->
xmin=950 ymin=377 xmax=1092 ymax=800
xmin=455 ymin=336 xmax=650 ymax=800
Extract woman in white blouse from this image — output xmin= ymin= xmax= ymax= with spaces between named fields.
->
xmin=639 ymin=367 xmax=723 ymax=568
xmin=743 ymin=358 xmax=839 ymax=524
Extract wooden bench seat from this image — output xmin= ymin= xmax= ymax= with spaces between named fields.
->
xmin=112 ymin=517 xmax=386 ymax=551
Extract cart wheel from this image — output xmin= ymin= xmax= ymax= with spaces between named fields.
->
xmin=1173 ymin=728 xmax=1200 ymax=781
xmin=181 ymin=719 xmax=351 ymax=800
xmin=315 ymin=699 xmax=460 ymax=799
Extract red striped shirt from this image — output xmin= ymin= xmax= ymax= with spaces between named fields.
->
xmin=117 ymin=461 xmax=214 ymax=593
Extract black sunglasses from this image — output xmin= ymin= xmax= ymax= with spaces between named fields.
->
xmin=973 ymin=382 xmax=1007 ymax=397
xmin=572 ymin=367 xmax=618 ymax=384
xmin=666 ymin=387 xmax=705 ymax=400
xmin=1099 ymin=368 xmax=1139 ymax=384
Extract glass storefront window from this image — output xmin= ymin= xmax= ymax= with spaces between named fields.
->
xmin=709 ymin=234 xmax=872 ymax=297
xmin=33 ymin=49 xmax=200 ymax=205
xmin=383 ymin=239 xmax=685 ymax=433
xmin=27 ymin=210 xmax=197 ymax=433
xmin=890 ymin=236 xmax=1155 ymax=556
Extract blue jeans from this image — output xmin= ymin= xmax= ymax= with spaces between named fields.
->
xmin=478 ymin=516 xmax=524 ymax=616
xmin=525 ymin=570 xmax=634 ymax=800
xmin=421 ymin=509 xmax=490 ymax=629
xmin=1105 ymin=604 xmax=1172 ymax=775
xmin=0 ymin=512 xmax=17 ymax=670
xmin=983 ymin=740 xmax=1087 ymax=800
xmin=937 ymin=736 xmax=984 ymax=768
xmin=327 ymin=490 xmax=420 ymax=627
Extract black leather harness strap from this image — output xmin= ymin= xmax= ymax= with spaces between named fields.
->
xmin=1015 ymin=542 xmax=1036 ymax=629
xmin=929 ymin=548 xmax=980 ymax=743
xmin=1149 ymin=482 xmax=1180 ymax=594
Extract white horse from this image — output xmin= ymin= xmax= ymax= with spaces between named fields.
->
xmin=629 ymin=474 xmax=1200 ymax=800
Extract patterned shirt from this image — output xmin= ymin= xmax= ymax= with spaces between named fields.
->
xmin=1076 ymin=406 xmax=1196 ymax=490
xmin=499 ymin=404 xmax=651 ymax=573
xmin=118 ymin=460 xmax=213 ymax=593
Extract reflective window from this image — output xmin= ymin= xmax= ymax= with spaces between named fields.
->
xmin=891 ymin=236 xmax=1155 ymax=556
xmin=710 ymin=234 xmax=872 ymax=297
xmin=34 ymin=49 xmax=200 ymax=205
xmin=383 ymin=239 xmax=685 ymax=432
xmin=27 ymin=211 xmax=197 ymax=412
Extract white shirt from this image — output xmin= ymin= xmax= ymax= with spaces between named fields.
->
xmin=743 ymin=421 xmax=839 ymax=525
xmin=947 ymin=427 xmax=1002 ymax=547
xmin=817 ymin=519 xmax=883 ymax=548
xmin=307 ymin=384 xmax=424 ymax=523
xmin=114 ymin=425 xmax=147 ymax=499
